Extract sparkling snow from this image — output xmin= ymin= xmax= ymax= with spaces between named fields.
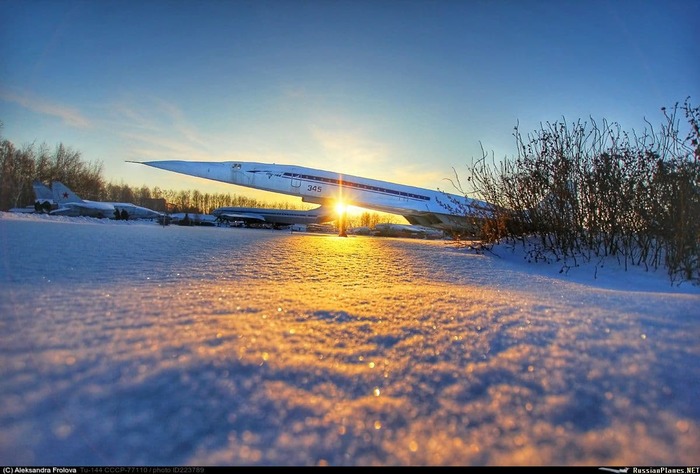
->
xmin=1 ymin=211 xmax=698 ymax=466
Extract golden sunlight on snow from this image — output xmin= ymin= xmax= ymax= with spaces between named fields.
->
xmin=1 ymin=216 xmax=698 ymax=465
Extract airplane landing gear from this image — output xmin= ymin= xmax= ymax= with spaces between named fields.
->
xmin=338 ymin=210 xmax=348 ymax=237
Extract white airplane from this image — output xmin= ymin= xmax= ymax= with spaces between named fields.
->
xmin=129 ymin=160 xmax=493 ymax=234
xmin=50 ymin=181 xmax=164 ymax=220
xmin=211 ymin=205 xmax=335 ymax=229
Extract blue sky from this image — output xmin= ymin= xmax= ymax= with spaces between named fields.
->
xmin=1 ymin=0 xmax=698 ymax=202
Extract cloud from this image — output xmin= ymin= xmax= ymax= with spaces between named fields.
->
xmin=109 ymin=95 xmax=217 ymax=161
xmin=0 ymin=87 xmax=91 ymax=129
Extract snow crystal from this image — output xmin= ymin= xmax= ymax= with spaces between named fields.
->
xmin=1 ymin=212 xmax=698 ymax=465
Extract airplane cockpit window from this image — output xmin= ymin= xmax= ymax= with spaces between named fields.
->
xmin=233 ymin=163 xmax=242 ymax=169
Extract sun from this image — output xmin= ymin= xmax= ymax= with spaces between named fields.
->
xmin=335 ymin=201 xmax=347 ymax=217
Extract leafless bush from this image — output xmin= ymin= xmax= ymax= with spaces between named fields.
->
xmin=448 ymin=98 xmax=699 ymax=285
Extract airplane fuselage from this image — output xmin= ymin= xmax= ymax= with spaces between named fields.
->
xmin=50 ymin=181 xmax=164 ymax=220
xmin=50 ymin=200 xmax=162 ymax=219
xmin=211 ymin=205 xmax=334 ymax=227
xmin=135 ymin=160 xmax=491 ymax=233
xmin=110 ymin=202 xmax=163 ymax=220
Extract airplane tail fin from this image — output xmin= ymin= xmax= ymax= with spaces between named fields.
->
xmin=52 ymin=181 xmax=84 ymax=204
xmin=33 ymin=181 xmax=53 ymax=201
xmin=32 ymin=181 xmax=55 ymax=213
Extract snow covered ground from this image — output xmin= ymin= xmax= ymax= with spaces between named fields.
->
xmin=1 ymin=211 xmax=698 ymax=466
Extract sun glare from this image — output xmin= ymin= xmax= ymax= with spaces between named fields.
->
xmin=335 ymin=202 xmax=347 ymax=217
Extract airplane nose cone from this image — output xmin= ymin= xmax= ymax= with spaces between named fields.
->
xmin=140 ymin=160 xmax=233 ymax=183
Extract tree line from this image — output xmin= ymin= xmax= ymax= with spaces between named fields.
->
xmin=0 ymin=139 xmax=103 ymax=211
xmin=0 ymin=125 xmax=397 ymax=227
xmin=444 ymin=98 xmax=699 ymax=285
xmin=0 ymin=138 xmax=309 ymax=213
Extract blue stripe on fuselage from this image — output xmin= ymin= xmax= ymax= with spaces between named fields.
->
xmin=281 ymin=172 xmax=431 ymax=202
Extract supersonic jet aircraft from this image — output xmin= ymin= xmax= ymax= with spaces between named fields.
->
xmin=130 ymin=160 xmax=494 ymax=234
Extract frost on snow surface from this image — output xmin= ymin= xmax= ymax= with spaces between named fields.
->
xmin=0 ymin=212 xmax=698 ymax=465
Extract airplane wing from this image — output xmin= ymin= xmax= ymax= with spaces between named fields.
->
xmin=50 ymin=201 xmax=115 ymax=218
xmin=66 ymin=201 xmax=114 ymax=211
